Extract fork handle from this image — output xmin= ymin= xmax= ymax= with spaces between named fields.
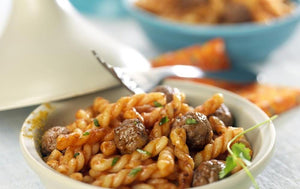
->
xmin=127 ymin=65 xmax=205 ymax=92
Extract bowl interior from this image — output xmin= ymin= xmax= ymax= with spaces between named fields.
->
xmin=20 ymin=80 xmax=275 ymax=189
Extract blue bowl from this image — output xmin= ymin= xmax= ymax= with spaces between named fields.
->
xmin=70 ymin=0 xmax=127 ymax=18
xmin=123 ymin=0 xmax=300 ymax=66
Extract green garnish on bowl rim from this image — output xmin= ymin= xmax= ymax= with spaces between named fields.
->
xmin=219 ymin=115 xmax=277 ymax=189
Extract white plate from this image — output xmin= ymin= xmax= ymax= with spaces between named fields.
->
xmin=20 ymin=80 xmax=276 ymax=189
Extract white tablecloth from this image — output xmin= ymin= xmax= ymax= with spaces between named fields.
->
xmin=1 ymin=1 xmax=300 ymax=188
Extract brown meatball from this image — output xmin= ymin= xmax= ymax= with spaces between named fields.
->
xmin=212 ymin=104 xmax=234 ymax=126
xmin=192 ymin=160 xmax=225 ymax=187
xmin=41 ymin=126 xmax=69 ymax=156
xmin=220 ymin=3 xmax=253 ymax=23
xmin=114 ymin=119 xmax=149 ymax=154
xmin=172 ymin=112 xmax=213 ymax=151
xmin=152 ymin=85 xmax=180 ymax=103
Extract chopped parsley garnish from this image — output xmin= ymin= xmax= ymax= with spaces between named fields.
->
xmin=219 ymin=115 xmax=277 ymax=189
xmin=137 ymin=149 xmax=152 ymax=156
xmin=73 ymin=152 xmax=80 ymax=158
xmin=159 ymin=116 xmax=169 ymax=126
xmin=129 ymin=167 xmax=142 ymax=177
xmin=93 ymin=119 xmax=100 ymax=127
xmin=83 ymin=131 xmax=90 ymax=136
xmin=185 ymin=118 xmax=198 ymax=124
xmin=111 ymin=157 xmax=119 ymax=166
xmin=153 ymin=101 xmax=163 ymax=107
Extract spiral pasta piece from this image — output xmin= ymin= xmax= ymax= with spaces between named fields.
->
xmin=142 ymin=107 xmax=162 ymax=128
xmin=145 ymin=178 xmax=177 ymax=189
xmin=195 ymin=93 xmax=224 ymax=115
xmin=56 ymin=127 xmax=110 ymax=150
xmin=46 ymin=142 xmax=101 ymax=176
xmin=209 ymin=115 xmax=227 ymax=134
xmin=47 ymin=147 xmax=85 ymax=175
xmin=75 ymin=107 xmax=94 ymax=120
xmin=66 ymin=118 xmax=90 ymax=132
xmin=170 ymin=128 xmax=194 ymax=188
xmin=156 ymin=146 xmax=175 ymax=177
xmin=69 ymin=172 xmax=83 ymax=181
xmin=209 ymin=115 xmax=252 ymax=151
xmin=123 ymin=107 xmax=144 ymax=122
xmin=96 ymin=92 xmax=166 ymax=128
xmin=194 ymin=126 xmax=244 ymax=167
xmin=100 ymin=140 xmax=117 ymax=156
xmin=82 ymin=143 xmax=101 ymax=165
xmin=93 ymin=163 xmax=162 ymax=188
xmin=90 ymin=136 xmax=169 ymax=173
xmin=93 ymin=97 xmax=110 ymax=114
xmin=150 ymin=92 xmax=187 ymax=139
xmin=65 ymin=107 xmax=96 ymax=132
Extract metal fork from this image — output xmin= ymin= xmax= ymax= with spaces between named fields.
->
xmin=92 ymin=50 xmax=256 ymax=94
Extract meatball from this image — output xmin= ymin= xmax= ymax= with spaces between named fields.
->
xmin=172 ymin=112 xmax=213 ymax=151
xmin=212 ymin=104 xmax=234 ymax=126
xmin=192 ymin=160 xmax=225 ymax=187
xmin=114 ymin=119 xmax=149 ymax=154
xmin=152 ymin=85 xmax=180 ymax=103
xmin=41 ymin=126 xmax=69 ymax=156
xmin=220 ymin=3 xmax=252 ymax=23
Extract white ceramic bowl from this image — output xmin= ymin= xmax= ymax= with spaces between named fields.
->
xmin=20 ymin=80 xmax=276 ymax=189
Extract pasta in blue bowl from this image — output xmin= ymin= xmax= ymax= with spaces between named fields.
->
xmin=123 ymin=0 xmax=300 ymax=66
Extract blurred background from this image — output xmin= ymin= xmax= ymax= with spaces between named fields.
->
xmin=69 ymin=0 xmax=162 ymax=58
xmin=68 ymin=0 xmax=300 ymax=85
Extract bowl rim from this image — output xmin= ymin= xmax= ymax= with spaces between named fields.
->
xmin=19 ymin=81 xmax=276 ymax=189
xmin=123 ymin=0 xmax=300 ymax=36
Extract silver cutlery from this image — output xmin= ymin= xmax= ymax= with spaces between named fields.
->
xmin=92 ymin=50 xmax=256 ymax=94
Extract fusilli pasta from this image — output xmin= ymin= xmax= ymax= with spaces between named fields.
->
xmin=42 ymin=88 xmax=252 ymax=188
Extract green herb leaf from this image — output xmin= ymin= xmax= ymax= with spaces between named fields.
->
xmin=185 ymin=118 xmax=198 ymax=125
xmin=219 ymin=155 xmax=236 ymax=179
xmin=159 ymin=116 xmax=169 ymax=126
xmin=83 ymin=131 xmax=90 ymax=136
xmin=137 ymin=149 xmax=152 ymax=156
xmin=73 ymin=152 xmax=80 ymax=158
xmin=219 ymin=143 xmax=251 ymax=179
xmin=232 ymin=143 xmax=251 ymax=165
xmin=129 ymin=167 xmax=142 ymax=177
xmin=93 ymin=119 xmax=100 ymax=127
xmin=111 ymin=157 xmax=119 ymax=166
xmin=153 ymin=101 xmax=163 ymax=107
xmin=219 ymin=115 xmax=278 ymax=189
